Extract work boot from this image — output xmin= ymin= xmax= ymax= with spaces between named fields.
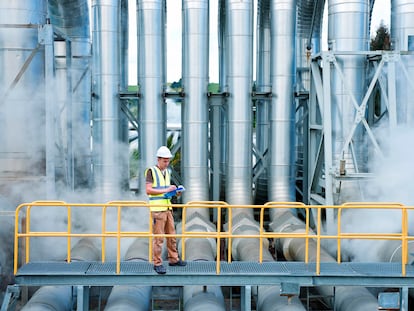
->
xmin=169 ymin=259 xmax=187 ymax=266
xmin=154 ymin=265 xmax=167 ymax=274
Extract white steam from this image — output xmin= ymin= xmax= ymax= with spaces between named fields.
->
xmin=339 ymin=126 xmax=414 ymax=262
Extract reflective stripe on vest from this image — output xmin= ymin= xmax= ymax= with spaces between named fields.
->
xmin=146 ymin=166 xmax=171 ymax=211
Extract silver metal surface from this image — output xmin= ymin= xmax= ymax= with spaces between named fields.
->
xmin=327 ymin=0 xmax=370 ymax=203
xmin=255 ymin=0 xmax=271 ymax=203
xmin=91 ymin=0 xmax=123 ymax=200
xmin=268 ymin=0 xmax=297 ymax=202
xmin=0 ymin=1 xmax=46 ymax=179
xmin=392 ymin=0 xmax=414 ymax=124
xmin=182 ymin=0 xmax=210 ymax=202
xmin=137 ymin=0 xmax=167 ymax=195
xmin=225 ymin=0 xmax=254 ymax=206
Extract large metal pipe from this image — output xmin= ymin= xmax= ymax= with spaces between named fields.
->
xmin=217 ymin=0 xmax=228 ymax=201
xmin=177 ymin=214 xmax=226 ymax=311
xmin=391 ymin=0 xmax=414 ymax=125
xmin=297 ymin=0 xmax=325 ymax=54
xmin=268 ymin=0 xmax=297 ymax=202
xmin=48 ymin=0 xmax=92 ymax=191
xmin=228 ymin=213 xmax=305 ymax=311
xmin=255 ymin=0 xmax=271 ymax=204
xmin=225 ymin=0 xmax=254 ymax=206
xmin=137 ymin=0 xmax=167 ymax=194
xmin=269 ymin=209 xmax=379 ymax=311
xmin=182 ymin=0 xmax=210 ymax=202
xmin=21 ymin=239 xmax=100 ymax=311
xmin=327 ymin=0 xmax=370 ymax=203
xmin=91 ymin=0 xmax=124 ymax=200
xmin=104 ymin=239 xmax=151 ymax=311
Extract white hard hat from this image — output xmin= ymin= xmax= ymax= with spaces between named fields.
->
xmin=156 ymin=146 xmax=173 ymax=158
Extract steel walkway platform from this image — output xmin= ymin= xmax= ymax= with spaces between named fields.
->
xmin=4 ymin=261 xmax=412 ymax=311
xmin=14 ymin=261 xmax=414 ymax=288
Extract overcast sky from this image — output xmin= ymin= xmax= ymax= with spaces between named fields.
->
xmin=128 ymin=0 xmax=391 ymax=85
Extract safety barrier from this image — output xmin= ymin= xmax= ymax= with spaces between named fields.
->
xmin=13 ymin=200 xmax=414 ymax=275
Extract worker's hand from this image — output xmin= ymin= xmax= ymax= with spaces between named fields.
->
xmin=167 ymin=185 xmax=177 ymax=193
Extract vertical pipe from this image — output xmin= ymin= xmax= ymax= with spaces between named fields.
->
xmin=91 ymin=0 xmax=123 ymax=200
xmin=48 ymin=0 xmax=93 ymax=190
xmin=44 ymin=23 xmax=57 ymax=198
xmin=71 ymin=38 xmax=92 ymax=190
xmin=119 ymin=0 xmax=131 ymax=191
xmin=218 ymin=0 xmax=228 ymax=201
xmin=226 ymin=0 xmax=254 ymax=206
xmin=255 ymin=0 xmax=271 ymax=204
xmin=327 ymin=0 xmax=369 ymax=203
xmin=182 ymin=0 xmax=210 ymax=203
xmin=137 ymin=0 xmax=167 ymax=194
xmin=391 ymin=0 xmax=414 ymax=125
xmin=268 ymin=0 xmax=297 ymax=202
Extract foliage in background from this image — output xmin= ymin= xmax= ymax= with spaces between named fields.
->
xmin=370 ymin=21 xmax=391 ymax=50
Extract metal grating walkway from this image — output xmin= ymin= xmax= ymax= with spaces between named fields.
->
xmin=14 ymin=261 xmax=414 ymax=288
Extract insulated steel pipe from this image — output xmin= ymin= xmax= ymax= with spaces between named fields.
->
xmin=176 ymin=211 xmax=225 ymax=310
xmin=225 ymin=0 xmax=254 ymax=206
xmin=327 ymin=0 xmax=370 ymax=203
xmin=104 ymin=239 xmax=151 ymax=311
xmin=255 ymin=0 xmax=271 ymax=204
xmin=21 ymin=239 xmax=100 ymax=311
xmin=177 ymin=202 xmax=225 ymax=311
xmin=91 ymin=0 xmax=123 ymax=200
xmin=217 ymin=0 xmax=228 ymax=202
xmin=48 ymin=0 xmax=92 ymax=190
xmin=269 ymin=209 xmax=379 ymax=311
xmin=227 ymin=212 xmax=305 ymax=311
xmin=268 ymin=0 xmax=297 ymax=202
xmin=137 ymin=0 xmax=167 ymax=194
xmin=391 ymin=0 xmax=414 ymax=124
xmin=182 ymin=0 xmax=210 ymax=202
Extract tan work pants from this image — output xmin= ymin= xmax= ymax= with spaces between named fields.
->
xmin=151 ymin=210 xmax=179 ymax=266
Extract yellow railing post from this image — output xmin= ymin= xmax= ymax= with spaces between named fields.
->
xmin=337 ymin=207 xmax=342 ymax=263
xmin=116 ymin=205 xmax=121 ymax=274
xmin=402 ymin=206 xmax=408 ymax=276
xmin=67 ymin=205 xmax=71 ymax=263
xmin=259 ymin=206 xmax=264 ymax=263
xmin=316 ymin=206 xmax=322 ymax=275
xmin=181 ymin=205 xmax=187 ymax=260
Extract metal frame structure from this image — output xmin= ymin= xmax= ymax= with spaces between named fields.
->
xmin=304 ymin=50 xmax=414 ymax=229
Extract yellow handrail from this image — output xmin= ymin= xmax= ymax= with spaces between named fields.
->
xmin=13 ymin=201 xmax=414 ymax=276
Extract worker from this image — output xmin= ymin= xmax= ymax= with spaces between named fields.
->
xmin=145 ymin=146 xmax=187 ymax=274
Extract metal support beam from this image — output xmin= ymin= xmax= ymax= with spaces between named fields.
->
xmin=76 ymin=286 xmax=90 ymax=311
xmin=401 ymin=286 xmax=409 ymax=311
xmin=0 ymin=285 xmax=20 ymax=311
xmin=39 ymin=23 xmax=56 ymax=198
xmin=241 ymin=285 xmax=251 ymax=311
xmin=322 ymin=53 xmax=334 ymax=229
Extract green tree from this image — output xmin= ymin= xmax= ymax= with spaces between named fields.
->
xmin=370 ymin=21 xmax=391 ymax=51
